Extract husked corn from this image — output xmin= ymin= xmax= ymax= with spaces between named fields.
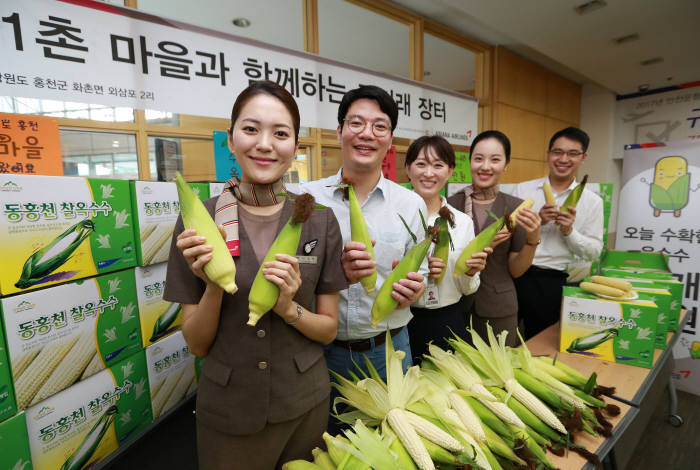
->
xmin=15 ymin=335 xmax=79 ymax=409
xmin=32 ymin=331 xmax=96 ymax=406
xmin=542 ymin=180 xmax=556 ymax=205
xmin=590 ymin=275 xmax=633 ymax=293
xmin=580 ymin=281 xmax=626 ymax=298
xmin=152 ymin=368 xmax=185 ymax=418
xmin=12 ymin=347 xmax=41 ymax=380
xmin=142 ymin=223 xmax=175 ymax=265
xmin=81 ymin=353 xmax=104 ymax=381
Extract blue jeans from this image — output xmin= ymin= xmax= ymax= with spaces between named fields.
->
xmin=323 ymin=327 xmax=412 ymax=434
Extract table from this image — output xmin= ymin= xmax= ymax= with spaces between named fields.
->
xmin=524 ymin=310 xmax=688 ymax=469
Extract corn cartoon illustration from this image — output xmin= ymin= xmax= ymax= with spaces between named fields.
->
xmin=649 ymin=156 xmax=689 ymax=217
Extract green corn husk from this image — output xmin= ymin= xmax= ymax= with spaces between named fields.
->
xmin=453 ymin=210 xmax=506 ymax=277
xmin=150 ymin=303 xmax=182 ymax=341
xmin=535 ymin=356 xmax=588 ymax=389
xmin=16 ymin=219 xmax=95 ymax=288
xmin=512 ymin=369 xmax=574 ymax=413
xmin=282 ymin=461 xmax=324 ymax=470
xmin=312 ymin=447 xmax=336 ymax=470
xmin=481 ymin=423 xmax=525 ymax=466
xmin=508 ymin=424 xmax=555 ymax=469
xmin=487 ymin=386 xmax=564 ymax=443
xmin=560 ymin=174 xmax=588 ymax=213
xmin=432 ymin=207 xmax=454 ymax=285
xmin=370 ymin=211 xmax=436 ymax=328
xmin=566 ymin=328 xmax=618 ymax=353
xmin=463 ymin=396 xmax=513 ymax=440
xmin=60 ymin=405 xmax=117 ymax=470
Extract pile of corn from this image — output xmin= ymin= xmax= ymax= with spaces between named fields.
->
xmin=284 ymin=325 xmax=620 ymax=470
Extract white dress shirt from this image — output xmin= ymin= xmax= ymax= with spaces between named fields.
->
xmin=302 ymin=169 xmax=430 ymax=340
xmin=513 ymin=176 xmax=604 ymax=271
xmin=413 ymin=198 xmax=480 ymax=308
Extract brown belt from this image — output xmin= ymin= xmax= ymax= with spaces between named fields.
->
xmin=332 ymin=327 xmax=404 ymax=352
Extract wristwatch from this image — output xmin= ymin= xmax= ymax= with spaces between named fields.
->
xmin=526 ymin=238 xmax=541 ymax=246
xmin=287 ymin=303 xmax=303 ymax=325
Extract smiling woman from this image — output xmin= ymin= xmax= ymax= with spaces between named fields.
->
xmin=163 ymin=81 xmax=347 ymax=469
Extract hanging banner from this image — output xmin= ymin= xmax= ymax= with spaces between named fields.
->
xmin=615 ymin=139 xmax=700 ymax=394
xmin=0 ymin=0 xmax=477 ymax=145
xmin=213 ymin=130 xmax=241 ymax=182
xmin=381 ymin=145 xmax=397 ymax=182
xmin=0 ymin=113 xmax=62 ymax=175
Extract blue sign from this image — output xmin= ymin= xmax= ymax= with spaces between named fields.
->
xmin=213 ymin=130 xmax=242 ymax=182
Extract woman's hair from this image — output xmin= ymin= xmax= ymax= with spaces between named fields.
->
xmin=405 ymin=135 xmax=456 ymax=168
xmin=469 ymin=130 xmax=511 ymax=163
xmin=229 ymin=80 xmax=301 ymax=143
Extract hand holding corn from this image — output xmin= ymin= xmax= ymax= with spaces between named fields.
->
xmin=513 ymin=206 xmax=541 ymax=242
xmin=389 ymin=261 xmax=426 ymax=309
xmin=489 ymin=227 xmax=512 ymax=249
xmin=462 ymin=246 xmax=492 ymax=276
xmin=427 ymin=256 xmax=447 ymax=280
xmin=176 ymin=226 xmax=228 ymax=287
xmin=261 ymin=253 xmax=302 ymax=322
xmin=556 ymin=206 xmax=576 ymax=236
xmin=340 ymin=239 xmax=377 ymax=284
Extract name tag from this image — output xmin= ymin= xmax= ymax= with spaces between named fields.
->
xmin=297 ymin=255 xmax=318 ymax=265
xmin=424 ymin=280 xmax=440 ymax=307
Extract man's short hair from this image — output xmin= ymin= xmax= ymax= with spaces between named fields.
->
xmin=548 ymin=127 xmax=590 ymax=153
xmin=337 ymin=85 xmax=399 ymax=131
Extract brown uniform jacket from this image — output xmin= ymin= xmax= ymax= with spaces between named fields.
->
xmin=164 ymin=195 xmax=346 ymax=436
xmin=447 ymin=191 xmax=527 ymax=319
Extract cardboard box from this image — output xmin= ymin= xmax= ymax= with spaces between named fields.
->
xmin=129 ymin=181 xmax=208 ymax=266
xmin=0 ymin=411 xmax=33 ymax=470
xmin=25 ymin=351 xmax=152 ymax=470
xmin=1 ymin=270 xmax=142 ymax=410
xmin=134 ymin=263 xmax=182 ymax=347
xmin=0 ymin=175 xmax=137 ymax=295
xmin=599 ymin=268 xmax=683 ymax=331
xmin=145 ymin=331 xmax=196 ymax=420
xmin=561 ymin=286 xmax=658 ymax=368
xmin=601 ymin=250 xmax=672 ymax=274
xmin=209 ymin=182 xmax=225 ymax=198
xmin=0 ymin=321 xmax=17 ymax=423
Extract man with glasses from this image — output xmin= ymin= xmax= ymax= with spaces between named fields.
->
xmin=512 ymin=127 xmax=603 ymax=339
xmin=302 ymin=86 xmax=428 ymax=410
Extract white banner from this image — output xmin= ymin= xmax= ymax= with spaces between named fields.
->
xmin=616 ymin=140 xmax=700 ymax=394
xmin=614 ymin=84 xmax=700 ymax=158
xmin=0 ymin=0 xmax=478 ymax=144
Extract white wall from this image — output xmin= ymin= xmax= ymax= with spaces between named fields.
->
xmin=580 ymin=82 xmax=622 ymax=244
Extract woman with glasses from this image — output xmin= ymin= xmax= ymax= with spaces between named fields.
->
xmin=404 ymin=135 xmax=490 ymax=363
xmin=164 ymin=81 xmax=346 ymax=470
xmin=447 ymin=130 xmax=541 ymax=346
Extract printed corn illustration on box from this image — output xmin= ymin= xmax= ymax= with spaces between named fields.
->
xmin=135 ymin=262 xmax=182 ymax=347
xmin=25 ymin=350 xmax=152 ymax=470
xmin=0 ymin=411 xmax=33 ymax=470
xmin=0 ymin=175 xmax=136 ymax=296
xmin=0 ymin=322 xmax=18 ymax=423
xmin=561 ymin=286 xmax=658 ymax=368
xmin=145 ymin=331 xmax=196 ymax=420
xmin=1 ymin=270 xmax=142 ymax=410
xmin=600 ymin=268 xmax=683 ymax=331
xmin=130 ymin=181 xmax=209 ymax=266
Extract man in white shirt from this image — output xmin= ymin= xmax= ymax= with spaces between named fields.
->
xmin=513 ymin=127 xmax=604 ymax=339
xmin=302 ymin=86 xmax=428 ymax=383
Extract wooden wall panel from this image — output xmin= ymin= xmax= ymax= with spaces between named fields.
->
xmin=496 ymin=47 xmax=547 ymax=115
xmin=543 ymin=117 xmax=576 ymax=154
xmin=546 ymin=74 xmax=581 ymax=124
xmin=182 ymin=139 xmax=216 ymax=181
xmin=496 ymin=103 xmax=546 ymax=162
xmin=502 ymin=158 xmax=546 ymax=184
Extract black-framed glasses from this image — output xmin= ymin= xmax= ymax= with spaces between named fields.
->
xmin=343 ymin=116 xmax=391 ymax=137
xmin=549 ymin=148 xmax=584 ymax=158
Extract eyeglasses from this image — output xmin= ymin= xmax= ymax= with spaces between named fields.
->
xmin=549 ymin=148 xmax=584 ymax=158
xmin=343 ymin=116 xmax=391 ymax=137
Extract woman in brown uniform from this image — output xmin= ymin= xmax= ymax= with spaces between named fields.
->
xmin=447 ymin=130 xmax=541 ymax=346
xmin=164 ymin=81 xmax=346 ymax=469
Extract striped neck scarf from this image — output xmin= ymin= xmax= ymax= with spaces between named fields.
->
xmin=214 ymin=177 xmax=286 ymax=257
xmin=461 ymin=184 xmax=500 ymax=218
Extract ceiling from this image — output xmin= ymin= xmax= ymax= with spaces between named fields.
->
xmin=391 ymin=0 xmax=700 ymax=95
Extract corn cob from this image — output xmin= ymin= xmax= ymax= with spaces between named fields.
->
xmin=371 ymin=211 xmax=436 ymax=328
xmin=387 ymin=407 xmax=435 ymax=470
xmin=15 ymin=335 xmax=79 ymax=409
xmin=590 ymin=275 xmax=633 ymax=293
xmin=150 ymin=303 xmax=182 ymax=342
xmin=141 ymin=223 xmax=175 ymax=265
xmin=567 ymin=328 xmax=618 ymax=353
xmin=175 ymin=172 xmax=237 ymax=294
xmin=160 ymin=366 xmax=195 ymax=416
xmin=11 ymin=348 xmax=41 ymax=380
xmin=60 ymin=405 xmax=118 ymax=470
xmin=419 ymin=435 xmax=456 ymax=465
xmin=542 ymin=180 xmax=556 ymax=205
xmin=344 ymin=182 xmax=377 ymax=296
xmin=580 ymin=281 xmax=626 ymax=298
xmin=139 ymin=224 xmax=157 ymax=244
xmin=152 ymin=367 xmax=185 ymax=418
xmin=32 ymin=332 xmax=96 ymax=406
xmin=248 ymin=193 xmax=315 ymax=326
xmin=404 ymin=410 xmax=464 ymax=452
xmin=560 ymin=174 xmax=588 ymax=213
xmin=508 ymin=198 xmax=534 ymax=227
xmin=81 ymin=353 xmax=104 ymax=381
xmin=16 ymin=219 xmax=94 ymax=289
xmin=282 ymin=461 xmax=324 ymax=470
xmin=385 ymin=426 xmax=418 ymax=470
xmin=487 ymin=386 xmax=564 ymax=443
xmin=151 ymin=227 xmax=176 ymax=264
xmin=454 ymin=210 xmax=507 ymax=277
xmin=311 ymin=447 xmax=336 ymax=470
xmin=432 ymin=207 xmax=454 ymax=285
